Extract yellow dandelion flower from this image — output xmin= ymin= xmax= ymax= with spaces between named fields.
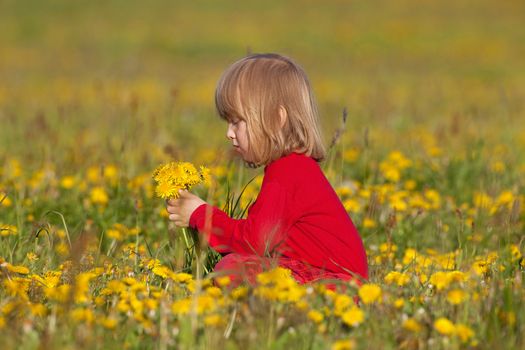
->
xmin=447 ymin=270 xmax=467 ymax=283
xmin=403 ymin=318 xmax=422 ymax=333
xmin=172 ymin=272 xmax=193 ymax=283
xmin=384 ymin=271 xmax=410 ymax=286
xmin=45 ymin=284 xmax=72 ymax=302
xmin=71 ymin=308 xmax=95 ymax=324
xmin=380 ymin=242 xmax=398 ymax=253
xmin=100 ymin=317 xmax=118 ymax=330
xmin=308 ymin=310 xmax=324 ymax=323
xmin=152 ymin=161 xmax=211 ymax=199
xmin=473 ymin=192 xmax=492 ymax=209
xmin=0 ymin=224 xmax=17 ymax=236
xmin=215 ymin=275 xmax=231 ymax=287
xmin=434 ymin=317 xmax=455 ymax=335
xmin=130 ymin=298 xmax=144 ymax=314
xmin=341 ymin=306 xmax=364 ymax=327
xmin=1 ymin=195 xmax=12 ymax=207
xmin=388 ymin=151 xmax=412 ymax=168
xmin=404 ymin=179 xmax=417 ymax=190
xmin=199 ymin=165 xmax=212 ymax=186
xmin=358 ymin=283 xmax=382 ymax=304
xmin=4 ymin=263 xmax=30 ymax=274
xmin=424 ymin=189 xmax=441 ymax=209
xmin=117 ymin=300 xmax=130 ymax=313
xmin=73 ymin=276 xmax=93 ymax=303
xmin=206 ymin=286 xmax=222 ymax=298
xmin=87 ymin=166 xmax=101 ymax=183
xmin=196 ymin=295 xmax=217 ymax=314
xmin=94 ymin=296 xmax=105 ymax=306
xmin=277 ymin=284 xmax=305 ymax=303
xmin=103 ymin=165 xmax=118 ymax=182
xmin=471 ymin=259 xmax=491 ymax=276
xmin=495 ymin=190 xmax=514 ymax=207
xmin=256 ymin=267 xmax=292 ymax=285
xmin=447 ymin=289 xmax=468 ymax=305
xmin=90 ymin=186 xmax=109 ymax=205
xmin=29 ymin=303 xmax=47 ymax=317
xmin=55 ymin=242 xmax=69 ymax=256
xmin=26 ymin=252 xmax=38 ymax=261
xmin=2 ymin=300 xmax=18 ymax=315
xmin=393 ymin=298 xmax=405 ymax=309
xmin=389 ymin=193 xmax=407 ymax=211
xmin=455 ymin=323 xmax=474 ymax=343
xmin=381 ymin=164 xmax=401 ymax=182
xmin=343 ymin=198 xmax=361 ymax=213
xmin=144 ymin=298 xmax=158 ymax=311
xmin=204 ymin=314 xmax=223 ymax=327
xmin=490 ymin=161 xmax=505 ymax=173
xmin=343 ymin=148 xmax=360 ymax=163
xmin=106 ymin=228 xmax=122 ymax=240
xmin=334 ymin=294 xmax=353 ymax=316
xmin=155 ymin=181 xmax=180 ymax=199
xmin=60 ymin=176 xmax=76 ymax=189
xmin=152 ymin=265 xmax=170 ymax=279
xmin=331 ymin=339 xmax=355 ymax=350
xmin=427 ymin=146 xmax=442 ymax=157
xmin=56 ymin=229 xmax=67 ymax=239
xmin=3 ymin=278 xmax=30 ymax=299
xmin=509 ymin=245 xmax=521 ymax=261
xmin=337 ymin=186 xmax=352 ymax=197
xmin=363 ymin=218 xmax=376 ymax=229
xmin=231 ymin=286 xmax=249 ymax=300
xmin=429 ymin=271 xmax=450 ymax=291
xmin=358 ymin=188 xmax=370 ymax=199
xmin=317 ymin=323 xmax=327 ymax=334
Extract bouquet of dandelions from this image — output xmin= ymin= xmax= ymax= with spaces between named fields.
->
xmin=152 ymin=161 xmax=213 ymax=273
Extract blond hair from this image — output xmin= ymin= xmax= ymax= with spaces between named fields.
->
xmin=215 ymin=53 xmax=326 ymax=166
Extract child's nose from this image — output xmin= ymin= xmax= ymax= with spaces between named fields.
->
xmin=226 ymin=125 xmax=235 ymax=140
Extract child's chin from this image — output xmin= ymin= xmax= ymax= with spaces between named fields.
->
xmin=240 ymin=155 xmax=256 ymax=166
xmin=235 ymin=148 xmax=248 ymax=159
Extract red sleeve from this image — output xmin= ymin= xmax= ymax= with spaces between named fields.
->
xmin=189 ymin=181 xmax=288 ymax=256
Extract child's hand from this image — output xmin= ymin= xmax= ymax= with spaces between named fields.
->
xmin=166 ymin=190 xmax=207 ymax=227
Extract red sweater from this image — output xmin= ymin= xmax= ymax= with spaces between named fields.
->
xmin=189 ymin=152 xmax=368 ymax=281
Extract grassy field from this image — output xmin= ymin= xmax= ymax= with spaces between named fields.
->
xmin=1 ymin=0 xmax=524 ymax=349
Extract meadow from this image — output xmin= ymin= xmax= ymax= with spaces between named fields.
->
xmin=0 ymin=0 xmax=524 ymax=349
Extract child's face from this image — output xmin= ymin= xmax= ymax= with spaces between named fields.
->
xmin=226 ymin=118 xmax=252 ymax=162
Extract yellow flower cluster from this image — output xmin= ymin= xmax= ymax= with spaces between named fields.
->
xmin=0 ymin=224 xmax=17 ymax=237
xmin=0 ymin=142 xmax=523 ymax=348
xmin=379 ymin=151 xmax=413 ymax=183
xmin=0 ymin=233 xmax=522 ymax=348
xmin=255 ymin=267 xmax=306 ymax=304
xmin=434 ymin=317 xmax=475 ymax=343
xmin=152 ymin=161 xmax=211 ymax=199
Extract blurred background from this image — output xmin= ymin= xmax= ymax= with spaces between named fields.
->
xmin=1 ymin=0 xmax=524 ymax=173
xmin=1 ymin=3 xmax=525 ymax=348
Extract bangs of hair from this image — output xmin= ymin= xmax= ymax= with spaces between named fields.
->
xmin=215 ymin=63 xmax=246 ymax=122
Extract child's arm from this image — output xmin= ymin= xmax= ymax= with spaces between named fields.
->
xmin=188 ymin=181 xmax=288 ymax=256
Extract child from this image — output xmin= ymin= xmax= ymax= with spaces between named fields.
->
xmin=166 ymin=53 xmax=368 ymax=287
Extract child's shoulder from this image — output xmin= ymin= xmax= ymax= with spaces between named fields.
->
xmin=264 ymin=152 xmax=320 ymax=178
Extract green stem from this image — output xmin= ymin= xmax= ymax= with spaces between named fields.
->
xmin=181 ymin=227 xmax=192 ymax=251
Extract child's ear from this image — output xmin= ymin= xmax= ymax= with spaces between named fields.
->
xmin=278 ymin=105 xmax=288 ymax=128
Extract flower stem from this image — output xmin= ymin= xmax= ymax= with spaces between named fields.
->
xmin=181 ymin=227 xmax=192 ymax=251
